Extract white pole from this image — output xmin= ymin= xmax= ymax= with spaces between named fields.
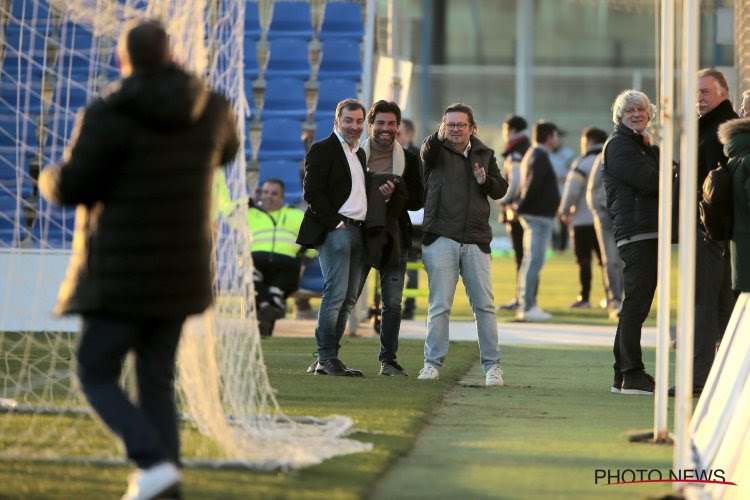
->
xmin=675 ymin=0 xmax=699 ymax=484
xmin=654 ymin=0 xmax=674 ymax=443
xmin=515 ymin=0 xmax=533 ymax=117
xmin=361 ymin=0 xmax=376 ymax=106
xmin=387 ymin=0 xmax=402 ymax=103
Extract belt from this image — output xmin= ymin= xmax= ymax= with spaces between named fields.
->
xmin=341 ymin=216 xmax=365 ymax=227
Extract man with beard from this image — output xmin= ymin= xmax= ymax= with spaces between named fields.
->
xmin=297 ymin=99 xmax=369 ymax=376
xmin=359 ymin=100 xmax=423 ymax=376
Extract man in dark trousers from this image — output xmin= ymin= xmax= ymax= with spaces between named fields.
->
xmin=672 ymin=68 xmax=739 ymax=396
xmin=359 ymin=100 xmax=423 ymax=376
xmin=298 ymin=98 xmax=369 ymax=377
xmin=38 ymin=20 xmax=239 ymax=500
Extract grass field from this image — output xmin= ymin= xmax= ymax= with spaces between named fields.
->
xmin=0 ymin=338 xmax=677 ymax=499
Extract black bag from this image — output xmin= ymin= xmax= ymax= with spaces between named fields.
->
xmin=699 ymin=160 xmax=735 ymax=241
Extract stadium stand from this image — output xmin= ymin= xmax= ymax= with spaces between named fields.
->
xmin=317 ymin=39 xmax=362 ymax=81
xmin=257 ymin=118 xmax=305 ymax=162
xmin=266 ymin=1 xmax=313 ymax=41
xmin=318 ymin=1 xmax=364 ymax=41
xmin=258 ymin=160 xmax=303 ymax=205
xmin=313 ymin=78 xmax=357 ymax=120
xmin=263 ymin=38 xmax=311 ymax=80
xmin=261 ymin=77 xmax=308 ymax=121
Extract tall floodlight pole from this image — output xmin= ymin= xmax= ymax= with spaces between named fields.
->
xmin=515 ymin=0 xmax=533 ymax=117
xmin=675 ymin=0 xmax=699 ymax=483
xmin=654 ymin=0 xmax=674 ymax=443
xmin=361 ymin=0 xmax=376 ymax=106
xmin=387 ymin=0 xmax=401 ymax=102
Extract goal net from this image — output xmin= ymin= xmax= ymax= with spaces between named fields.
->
xmin=0 ymin=0 xmax=371 ymax=469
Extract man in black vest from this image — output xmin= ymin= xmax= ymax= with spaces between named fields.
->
xmin=39 ymin=20 xmax=239 ymax=499
xmin=297 ymin=99 xmax=369 ymax=377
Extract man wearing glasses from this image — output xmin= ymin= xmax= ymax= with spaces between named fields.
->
xmin=417 ymin=103 xmax=508 ymax=387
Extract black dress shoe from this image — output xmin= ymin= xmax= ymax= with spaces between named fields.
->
xmin=667 ymin=385 xmax=703 ymax=397
xmin=316 ymin=358 xmax=363 ymax=377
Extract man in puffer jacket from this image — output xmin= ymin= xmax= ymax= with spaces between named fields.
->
xmin=417 ymin=103 xmax=508 ymax=387
xmin=39 ymin=21 xmax=239 ymax=499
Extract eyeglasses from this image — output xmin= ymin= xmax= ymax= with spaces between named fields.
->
xmin=446 ymin=122 xmax=469 ymax=130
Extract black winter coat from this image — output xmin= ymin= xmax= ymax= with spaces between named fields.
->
xmin=39 ymin=66 xmax=240 ymax=318
xmin=518 ymin=146 xmax=561 ymax=217
xmin=698 ymin=99 xmax=737 ymax=188
xmin=601 ymin=123 xmax=660 ymax=243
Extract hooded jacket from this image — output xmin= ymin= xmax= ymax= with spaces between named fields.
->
xmin=718 ymin=118 xmax=750 ymax=292
xmin=39 ymin=66 xmax=240 ymax=317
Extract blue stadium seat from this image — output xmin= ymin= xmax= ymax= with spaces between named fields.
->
xmin=243 ymin=132 xmax=253 ymax=160
xmin=56 ymin=23 xmax=96 ymax=77
xmin=244 ymin=1 xmax=261 ymax=40
xmin=261 ymin=78 xmax=308 ymax=121
xmin=10 ymin=0 xmax=51 ymax=23
xmin=49 ymin=84 xmax=89 ymax=115
xmin=0 ymin=81 xmax=45 ymax=114
xmin=313 ymin=78 xmax=357 ymax=121
xmin=1 ymin=23 xmax=50 ymax=80
xmin=317 ymin=40 xmax=362 ymax=81
xmin=319 ymin=2 xmax=364 ymax=41
xmin=314 ymin=119 xmax=333 ymax=142
xmin=0 ymin=193 xmax=28 ymax=246
xmin=258 ymin=160 xmax=302 ymax=205
xmin=263 ymin=38 xmax=310 ymax=81
xmin=299 ymin=256 xmax=324 ymax=293
xmin=257 ymin=119 xmax=305 ymax=162
xmin=30 ymin=201 xmax=75 ymax=249
xmin=243 ymin=37 xmax=259 ymax=81
xmin=267 ymin=1 xmax=313 ymax=41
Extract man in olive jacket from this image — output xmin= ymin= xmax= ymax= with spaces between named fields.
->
xmin=416 ymin=103 xmax=508 ymax=387
xmin=38 ymin=21 xmax=239 ymax=499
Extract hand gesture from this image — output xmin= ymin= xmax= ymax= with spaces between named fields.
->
xmin=379 ymin=180 xmax=396 ymax=200
xmin=438 ymin=119 xmax=447 ymax=141
xmin=472 ymin=162 xmax=486 ymax=185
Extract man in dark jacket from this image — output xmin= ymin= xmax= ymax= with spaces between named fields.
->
xmin=515 ymin=121 xmax=561 ymax=322
xmin=359 ymin=101 xmax=423 ymax=376
xmin=416 ymin=103 xmax=508 ymax=387
xmin=297 ymin=99 xmax=369 ymax=377
xmin=38 ymin=20 xmax=240 ymax=499
xmin=602 ymin=89 xmax=659 ymax=395
xmin=682 ymin=68 xmax=739 ymax=396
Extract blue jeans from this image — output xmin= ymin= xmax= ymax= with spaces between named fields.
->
xmin=361 ymin=242 xmax=409 ymax=362
xmin=315 ymin=224 xmax=365 ymax=360
xmin=422 ymin=236 xmax=500 ymax=372
xmin=77 ymin=314 xmax=184 ymax=468
xmin=518 ymin=214 xmax=554 ymax=311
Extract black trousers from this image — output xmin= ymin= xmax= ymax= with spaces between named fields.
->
xmin=572 ymin=225 xmax=603 ymax=302
xmin=694 ymin=234 xmax=736 ymax=388
xmin=77 ymin=314 xmax=185 ymax=468
xmin=506 ymin=219 xmax=524 ymax=272
xmin=252 ymin=252 xmax=302 ymax=306
xmin=613 ymin=239 xmax=657 ymax=375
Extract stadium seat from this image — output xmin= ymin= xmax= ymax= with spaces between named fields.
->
xmin=263 ymin=38 xmax=311 ymax=81
xmin=314 ymin=119 xmax=333 ymax=142
xmin=298 ymin=255 xmax=324 ymax=293
xmin=10 ymin=0 xmax=51 ymax=24
xmin=56 ymin=23 xmax=96 ymax=77
xmin=0 ymin=193 xmax=28 ymax=245
xmin=243 ymin=132 xmax=253 ymax=160
xmin=318 ymin=2 xmax=364 ymax=41
xmin=266 ymin=1 xmax=313 ymax=41
xmin=1 ymin=23 xmax=50 ymax=79
xmin=243 ymin=37 xmax=259 ymax=81
xmin=313 ymin=78 xmax=357 ymax=121
xmin=257 ymin=119 xmax=305 ymax=162
xmin=244 ymin=1 xmax=261 ymax=40
xmin=317 ymin=40 xmax=362 ymax=81
xmin=258 ymin=160 xmax=302 ymax=205
xmin=261 ymin=78 xmax=308 ymax=121
xmin=30 ymin=202 xmax=75 ymax=249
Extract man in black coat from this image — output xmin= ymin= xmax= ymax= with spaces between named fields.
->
xmin=682 ymin=68 xmax=739 ymax=396
xmin=38 ymin=21 xmax=239 ymax=499
xmin=297 ymin=98 xmax=370 ymax=377
xmin=358 ymin=100 xmax=423 ymax=377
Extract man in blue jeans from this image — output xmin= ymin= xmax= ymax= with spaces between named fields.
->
xmin=359 ymin=100 xmax=423 ymax=376
xmin=516 ymin=121 xmax=562 ymax=322
xmin=417 ymin=103 xmax=508 ymax=387
xmin=297 ymin=99 xmax=370 ymax=377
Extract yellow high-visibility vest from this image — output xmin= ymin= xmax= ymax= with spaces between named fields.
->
xmin=247 ymin=205 xmax=305 ymax=258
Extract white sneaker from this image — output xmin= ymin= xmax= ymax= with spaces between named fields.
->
xmin=417 ymin=363 xmax=440 ymax=380
xmin=122 ymin=462 xmax=180 ymax=500
xmin=516 ymin=305 xmax=552 ymax=322
xmin=485 ymin=364 xmax=504 ymax=386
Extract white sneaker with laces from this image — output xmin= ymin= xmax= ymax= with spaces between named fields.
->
xmin=516 ymin=305 xmax=552 ymax=322
xmin=417 ymin=363 xmax=440 ymax=380
xmin=122 ymin=461 xmax=180 ymax=500
xmin=485 ymin=364 xmax=504 ymax=386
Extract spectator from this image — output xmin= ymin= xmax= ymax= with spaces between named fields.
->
xmin=397 ymin=118 xmax=421 ymax=157
xmin=497 ymin=114 xmax=531 ymax=312
xmin=515 ymin=121 xmax=562 ymax=322
xmin=248 ymin=179 xmax=306 ymax=337
xmin=740 ymin=89 xmax=750 ymax=118
xmin=586 ymin=154 xmax=624 ymax=320
xmin=548 ymin=130 xmax=576 ymax=250
xmin=718 ymin=117 xmax=750 ymax=293
xmin=602 ymin=89 xmax=659 ymax=395
xmin=297 ymin=99 xmax=368 ymax=377
xmin=417 ymin=103 xmax=508 ymax=386
xmin=38 ymin=20 xmax=240 ymax=498
xmin=559 ymin=127 xmax=609 ymax=309
xmin=359 ymin=101 xmax=423 ymax=376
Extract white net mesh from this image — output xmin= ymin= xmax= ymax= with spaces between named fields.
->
xmin=0 ymin=0 xmax=371 ymax=469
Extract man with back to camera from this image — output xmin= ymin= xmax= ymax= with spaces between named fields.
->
xmin=358 ymin=100 xmax=423 ymax=376
xmin=298 ymin=98 xmax=370 ymax=377
xmin=38 ymin=20 xmax=240 ymax=499
xmin=417 ymin=103 xmax=508 ymax=387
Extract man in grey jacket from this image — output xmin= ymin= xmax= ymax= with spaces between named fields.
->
xmin=559 ymin=127 xmax=609 ymax=310
xmin=416 ymin=103 xmax=508 ymax=386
